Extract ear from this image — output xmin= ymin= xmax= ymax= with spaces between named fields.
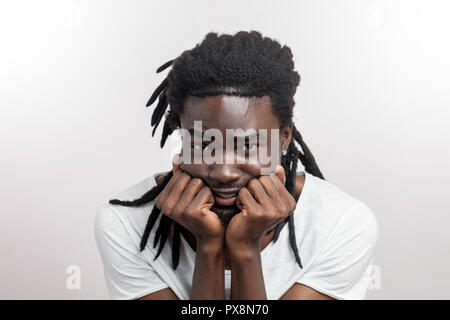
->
xmin=280 ymin=124 xmax=292 ymax=151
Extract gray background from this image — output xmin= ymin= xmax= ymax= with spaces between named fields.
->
xmin=1 ymin=0 xmax=449 ymax=299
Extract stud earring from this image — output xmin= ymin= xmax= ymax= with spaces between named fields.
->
xmin=282 ymin=149 xmax=287 ymax=156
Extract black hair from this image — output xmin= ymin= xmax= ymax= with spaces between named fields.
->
xmin=109 ymin=31 xmax=324 ymax=270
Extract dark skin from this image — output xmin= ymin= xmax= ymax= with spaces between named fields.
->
xmin=138 ymin=95 xmax=335 ymax=300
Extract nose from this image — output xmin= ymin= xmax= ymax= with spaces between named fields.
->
xmin=208 ymin=163 xmax=241 ymax=187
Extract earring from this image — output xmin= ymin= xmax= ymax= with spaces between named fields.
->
xmin=282 ymin=149 xmax=287 ymax=156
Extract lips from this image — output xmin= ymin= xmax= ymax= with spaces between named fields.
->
xmin=212 ymin=189 xmax=239 ymax=207
xmin=214 ymin=194 xmax=237 ymax=206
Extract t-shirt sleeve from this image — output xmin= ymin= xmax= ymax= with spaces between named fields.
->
xmin=296 ymin=201 xmax=379 ymax=300
xmin=94 ymin=203 xmax=169 ymax=300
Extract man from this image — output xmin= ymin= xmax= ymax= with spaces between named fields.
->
xmin=95 ymin=31 xmax=378 ymax=300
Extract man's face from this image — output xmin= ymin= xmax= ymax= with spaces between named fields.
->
xmin=179 ymin=94 xmax=292 ymax=225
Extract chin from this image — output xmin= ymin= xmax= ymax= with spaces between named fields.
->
xmin=211 ymin=205 xmax=240 ymax=226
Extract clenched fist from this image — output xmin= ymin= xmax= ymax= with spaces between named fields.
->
xmin=155 ymin=154 xmax=225 ymax=248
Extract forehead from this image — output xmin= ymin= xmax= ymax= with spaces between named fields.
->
xmin=180 ymin=95 xmax=279 ymax=130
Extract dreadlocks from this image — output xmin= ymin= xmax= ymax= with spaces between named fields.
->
xmin=109 ymin=31 xmax=325 ymax=270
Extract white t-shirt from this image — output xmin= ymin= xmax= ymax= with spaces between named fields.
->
xmin=94 ymin=171 xmax=379 ymax=300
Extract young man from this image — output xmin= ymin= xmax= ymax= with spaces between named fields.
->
xmin=94 ymin=31 xmax=379 ymax=300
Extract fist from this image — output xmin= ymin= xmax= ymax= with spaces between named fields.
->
xmin=226 ymin=165 xmax=297 ymax=249
xmin=155 ymin=154 xmax=225 ymax=243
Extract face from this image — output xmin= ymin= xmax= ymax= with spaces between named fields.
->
xmin=179 ymin=94 xmax=292 ymax=225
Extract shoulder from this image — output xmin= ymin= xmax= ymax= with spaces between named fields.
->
xmin=95 ymin=173 xmax=161 ymax=242
xmin=94 ymin=202 xmax=127 ymax=252
xmin=294 ymin=198 xmax=379 ymax=300
xmin=113 ymin=174 xmax=159 ymax=202
xmin=293 ymin=171 xmax=379 ymax=252
xmin=295 ymin=172 xmax=306 ymax=201
xmin=340 ymin=201 xmax=379 ymax=245
xmin=298 ymin=172 xmax=372 ymax=219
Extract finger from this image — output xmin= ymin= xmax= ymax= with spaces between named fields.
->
xmin=258 ymin=175 xmax=281 ymax=200
xmin=260 ymin=175 xmax=289 ymax=216
xmin=247 ymin=178 xmax=272 ymax=207
xmin=172 ymin=178 xmax=205 ymax=215
xmin=275 ymin=165 xmax=286 ymax=185
xmin=169 ymin=172 xmax=192 ymax=198
xmin=238 ymin=187 xmax=260 ymax=214
xmin=156 ymin=169 xmax=181 ymax=206
xmin=158 ymin=166 xmax=184 ymax=198
xmin=269 ymin=174 xmax=297 ymax=212
xmin=157 ymin=171 xmax=190 ymax=211
xmin=188 ymin=186 xmax=215 ymax=215
xmin=269 ymin=174 xmax=289 ymax=196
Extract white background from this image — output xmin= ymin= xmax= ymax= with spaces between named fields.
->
xmin=1 ymin=0 xmax=449 ymax=299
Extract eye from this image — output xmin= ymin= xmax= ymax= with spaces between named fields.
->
xmin=192 ymin=144 xmax=204 ymax=151
xmin=246 ymin=144 xmax=257 ymax=151
xmin=192 ymin=143 xmax=212 ymax=151
xmin=237 ymin=144 xmax=258 ymax=152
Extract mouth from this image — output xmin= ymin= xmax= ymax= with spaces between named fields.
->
xmin=212 ymin=189 xmax=239 ymax=207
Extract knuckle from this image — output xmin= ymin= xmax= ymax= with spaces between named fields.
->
xmin=180 ymin=172 xmax=191 ymax=180
xmin=155 ymin=197 xmax=162 ymax=210
xmin=277 ymin=202 xmax=287 ymax=215
xmin=201 ymin=185 xmax=212 ymax=195
xmin=191 ymin=177 xmax=204 ymax=188
xmin=269 ymin=208 xmax=279 ymax=219
xmin=254 ymin=208 xmax=264 ymax=218
xmin=162 ymin=202 xmax=173 ymax=216
xmin=172 ymin=205 xmax=182 ymax=217
xmin=266 ymin=203 xmax=276 ymax=213
xmin=248 ymin=179 xmax=258 ymax=189
xmin=184 ymin=205 xmax=196 ymax=218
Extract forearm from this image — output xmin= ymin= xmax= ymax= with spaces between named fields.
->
xmin=190 ymin=242 xmax=225 ymax=300
xmin=229 ymin=245 xmax=267 ymax=300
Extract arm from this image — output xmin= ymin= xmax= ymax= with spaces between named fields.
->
xmin=226 ymin=165 xmax=296 ymax=300
xmin=140 ymin=154 xmax=227 ymax=300
xmin=150 ymin=171 xmax=226 ymax=299
xmin=137 ymin=288 xmax=179 ymax=300
xmin=135 ymin=254 xmax=335 ymax=300
xmin=190 ymin=241 xmax=225 ymax=299
xmin=229 ymin=244 xmax=266 ymax=300
xmin=137 ymin=242 xmax=225 ymax=300
xmin=280 ymin=284 xmax=336 ymax=300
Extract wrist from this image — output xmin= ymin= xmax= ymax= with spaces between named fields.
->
xmin=196 ymin=238 xmax=225 ymax=256
xmin=228 ymin=245 xmax=262 ymax=273
xmin=226 ymin=239 xmax=261 ymax=260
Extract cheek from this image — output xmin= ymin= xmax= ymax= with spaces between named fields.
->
xmin=240 ymin=164 xmax=264 ymax=179
xmin=180 ymin=163 xmax=208 ymax=179
xmin=244 ymin=143 xmax=278 ymax=176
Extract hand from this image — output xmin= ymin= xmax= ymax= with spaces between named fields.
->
xmin=225 ymin=165 xmax=297 ymax=252
xmin=155 ymin=154 xmax=225 ymax=247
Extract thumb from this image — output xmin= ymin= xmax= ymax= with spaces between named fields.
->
xmin=172 ymin=153 xmax=182 ymax=174
xmin=275 ymin=165 xmax=286 ymax=185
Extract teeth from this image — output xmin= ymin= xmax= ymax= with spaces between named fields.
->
xmin=215 ymin=193 xmax=237 ymax=199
